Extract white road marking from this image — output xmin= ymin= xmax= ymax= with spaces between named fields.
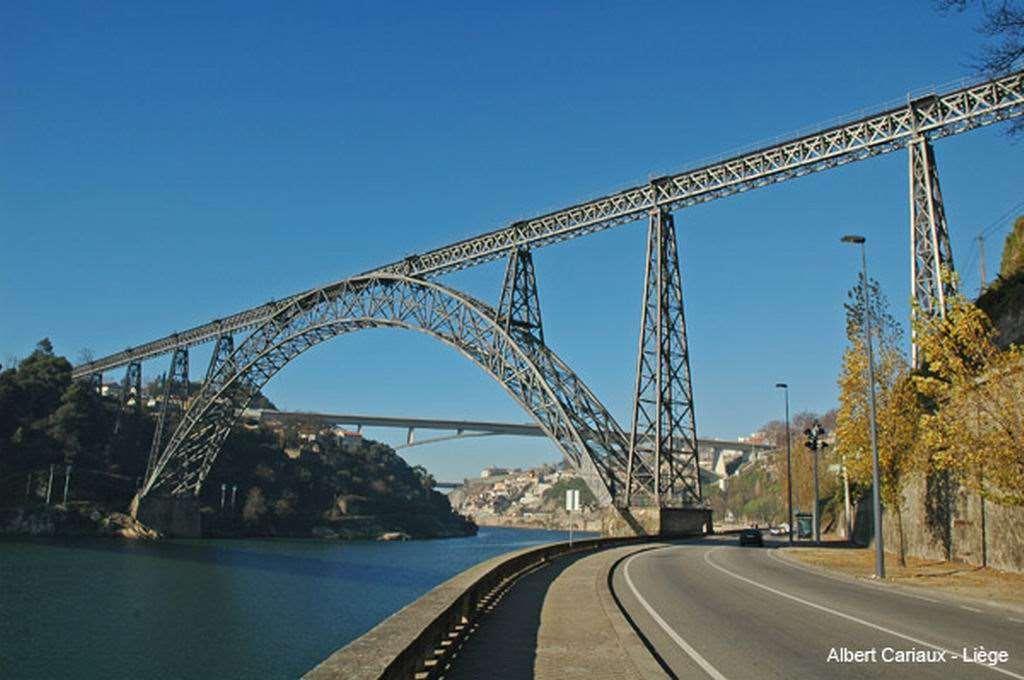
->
xmin=704 ymin=547 xmax=1024 ymax=680
xmin=1009 ymin=617 xmax=1024 ymax=624
xmin=621 ymin=552 xmax=729 ymax=680
xmin=962 ymin=606 xmax=983 ymax=613
xmin=768 ymin=549 xmax=943 ymax=603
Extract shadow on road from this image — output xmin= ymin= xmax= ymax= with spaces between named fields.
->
xmin=444 ymin=550 xmax=590 ymax=680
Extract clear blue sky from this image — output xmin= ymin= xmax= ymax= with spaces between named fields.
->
xmin=3 ymin=2 xmax=1021 ymax=481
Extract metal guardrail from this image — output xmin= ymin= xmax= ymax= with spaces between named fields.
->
xmin=303 ymin=535 xmax=650 ymax=680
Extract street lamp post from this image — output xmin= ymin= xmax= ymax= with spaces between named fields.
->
xmin=775 ymin=383 xmax=793 ymax=544
xmin=841 ymin=234 xmax=885 ymax=579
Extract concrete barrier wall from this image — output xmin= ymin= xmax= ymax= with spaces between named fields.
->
xmin=303 ymin=535 xmax=650 ymax=680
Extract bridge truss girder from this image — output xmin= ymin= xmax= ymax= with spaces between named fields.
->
xmin=111 ymin=361 xmax=143 ymax=436
xmin=498 ymin=247 xmax=545 ymax=344
xmin=909 ymin=137 xmax=956 ymax=368
xmin=626 ymin=208 xmax=700 ymax=507
xmin=205 ymin=334 xmax=235 ymax=383
xmin=139 ymin=274 xmax=630 ymax=506
xmin=70 ymin=70 xmax=1024 ymax=380
xmin=147 ymin=347 xmax=190 ymax=479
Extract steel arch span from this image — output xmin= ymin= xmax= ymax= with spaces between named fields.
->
xmin=140 ymin=274 xmax=631 ymax=507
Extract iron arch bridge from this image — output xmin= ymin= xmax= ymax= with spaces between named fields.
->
xmin=140 ymin=266 xmax=638 ymax=508
xmin=73 ymin=69 xmax=1023 ymax=514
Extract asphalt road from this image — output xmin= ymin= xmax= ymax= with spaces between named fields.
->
xmin=612 ymin=536 xmax=1024 ymax=680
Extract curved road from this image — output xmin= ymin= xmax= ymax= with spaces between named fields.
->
xmin=612 ymin=536 xmax=1024 ymax=680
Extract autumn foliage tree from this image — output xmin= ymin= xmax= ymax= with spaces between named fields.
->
xmin=914 ymin=284 xmax=1024 ymax=506
xmin=835 ymin=276 xmax=922 ymax=564
xmin=761 ymin=410 xmax=840 ymax=526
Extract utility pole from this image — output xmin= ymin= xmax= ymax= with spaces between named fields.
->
xmin=775 ymin=383 xmax=793 ymax=543
xmin=977 ymin=233 xmax=987 ymax=291
xmin=63 ymin=464 xmax=72 ymax=505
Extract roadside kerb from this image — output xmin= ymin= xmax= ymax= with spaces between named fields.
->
xmin=304 ymin=535 xmax=651 ymax=680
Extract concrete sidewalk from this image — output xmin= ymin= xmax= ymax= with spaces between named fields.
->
xmin=445 ymin=543 xmax=668 ymax=680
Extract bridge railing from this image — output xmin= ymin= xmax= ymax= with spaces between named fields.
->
xmin=303 ymin=535 xmax=649 ymax=680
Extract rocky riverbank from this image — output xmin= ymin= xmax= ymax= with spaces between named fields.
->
xmin=473 ymin=511 xmax=602 ymax=533
xmin=1 ymin=501 xmax=477 ymax=542
xmin=1 ymin=502 xmax=160 ymax=540
xmin=202 ymin=508 xmax=477 ymax=541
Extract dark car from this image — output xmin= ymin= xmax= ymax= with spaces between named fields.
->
xmin=739 ymin=528 xmax=764 ymax=547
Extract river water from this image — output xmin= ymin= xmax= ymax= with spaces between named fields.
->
xmin=0 ymin=526 xmax=578 ymax=679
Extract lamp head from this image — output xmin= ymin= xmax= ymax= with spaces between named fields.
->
xmin=774 ymin=383 xmax=787 ymax=389
xmin=841 ymin=234 xmax=866 ymax=244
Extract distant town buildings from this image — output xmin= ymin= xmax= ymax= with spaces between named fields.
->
xmin=739 ymin=431 xmax=770 ymax=445
xmin=454 ymin=465 xmax=577 ymax=522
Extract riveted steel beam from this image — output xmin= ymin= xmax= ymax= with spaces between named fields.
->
xmin=137 ymin=275 xmax=630 ymax=507
xmin=109 ymin=361 xmax=142 ymax=438
xmin=72 ymin=70 xmax=1024 ymax=379
xmin=626 ymin=208 xmax=700 ymax=507
xmin=497 ymin=247 xmax=544 ymax=344
xmin=146 ymin=347 xmax=190 ymax=479
xmin=909 ymin=137 xmax=956 ymax=368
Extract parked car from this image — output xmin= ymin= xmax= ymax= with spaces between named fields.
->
xmin=768 ymin=526 xmax=784 ymax=536
xmin=739 ymin=528 xmax=764 ymax=547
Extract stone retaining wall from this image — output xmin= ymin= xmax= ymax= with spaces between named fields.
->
xmin=601 ymin=506 xmax=713 ymax=537
xmin=134 ymin=496 xmax=202 ymax=538
xmin=854 ymin=473 xmax=1024 ymax=573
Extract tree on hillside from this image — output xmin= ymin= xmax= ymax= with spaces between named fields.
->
xmin=844 ymin=275 xmax=901 ymax=350
xmin=710 ymin=460 xmax=786 ymax=525
xmin=757 ymin=409 xmax=840 ymax=528
xmin=914 ymin=286 xmax=1024 ymax=506
xmin=0 ymin=340 xmax=74 ymax=470
xmin=940 ymin=0 xmax=1024 ymax=133
xmin=47 ymin=381 xmax=110 ymax=466
xmin=8 ymin=339 xmax=73 ymax=426
xmin=542 ymin=476 xmax=597 ymax=510
xmin=0 ymin=366 xmax=22 ymax=445
xmin=836 ymin=277 xmax=921 ymax=564
xmin=1000 ymin=216 xmax=1024 ymax=279
xmin=942 ymin=0 xmax=1023 ymax=72
xmin=242 ymin=486 xmax=267 ymax=524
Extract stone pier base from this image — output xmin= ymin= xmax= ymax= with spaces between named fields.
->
xmin=133 ymin=495 xmax=202 ymax=538
xmin=601 ymin=506 xmax=713 ymax=538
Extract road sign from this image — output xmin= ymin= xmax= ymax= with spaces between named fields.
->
xmin=565 ymin=488 xmax=581 ymax=546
